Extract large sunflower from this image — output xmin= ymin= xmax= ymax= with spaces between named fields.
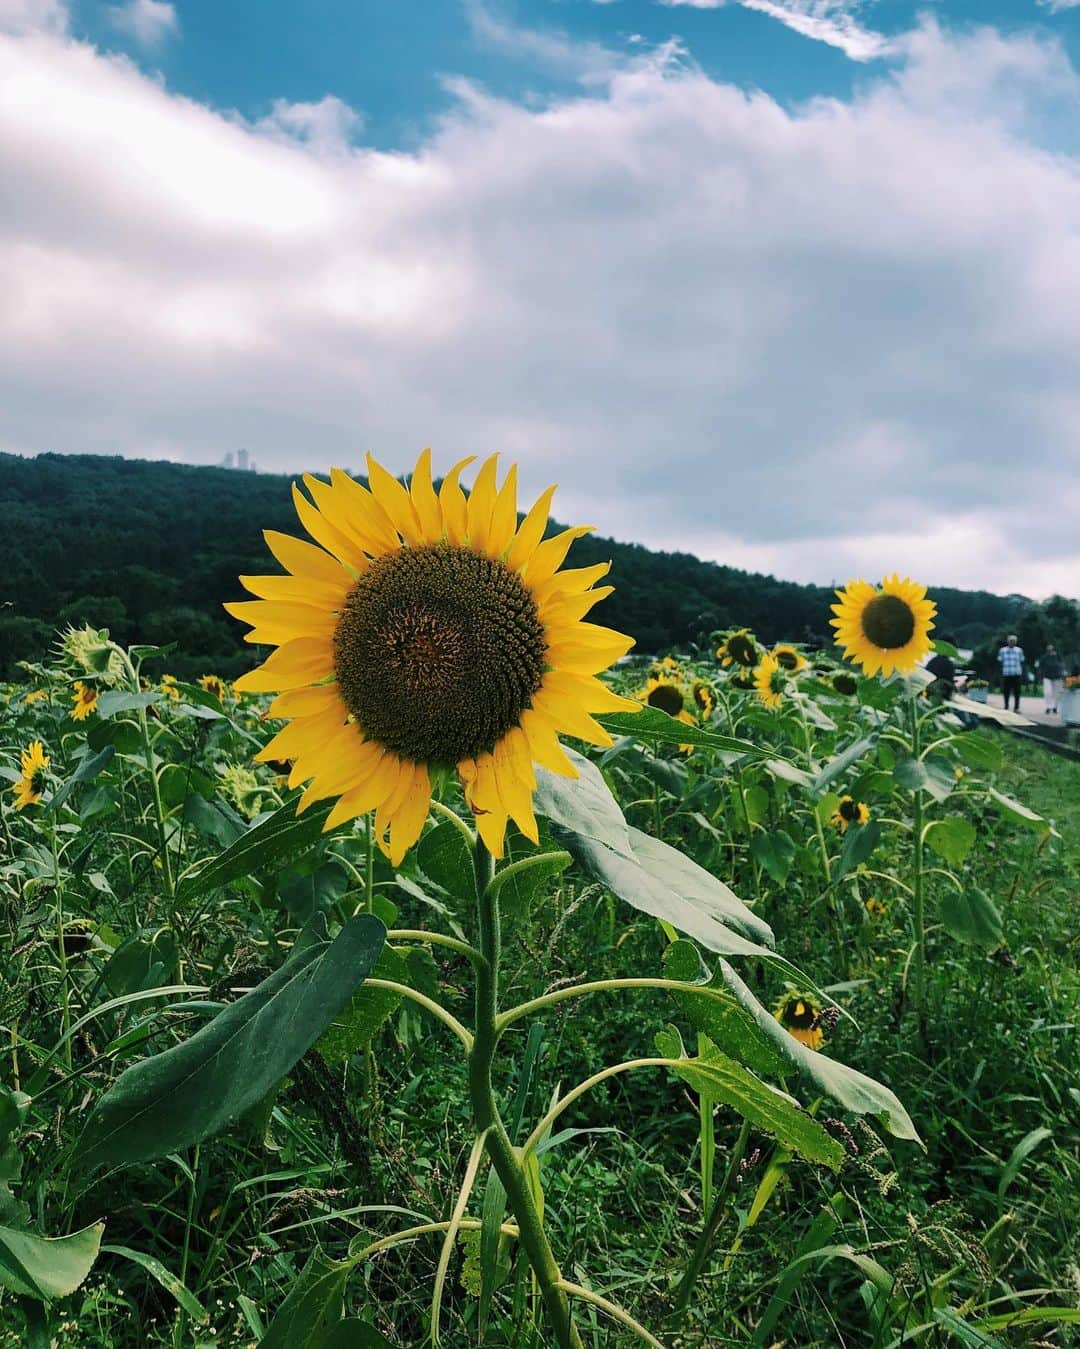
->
xmin=12 ymin=740 xmax=49 ymax=811
xmin=830 ymin=575 xmax=936 ymax=677
xmin=229 ymin=452 xmax=638 ymax=863
xmin=753 ymin=652 xmax=786 ymax=711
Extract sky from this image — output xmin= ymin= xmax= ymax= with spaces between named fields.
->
xmin=1 ymin=0 xmax=1079 ymax=599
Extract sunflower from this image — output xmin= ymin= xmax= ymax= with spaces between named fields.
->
xmin=831 ymin=796 xmax=870 ymax=832
xmin=637 ymin=673 xmax=695 ymax=728
xmin=70 ymin=681 xmax=99 ymax=721
xmin=717 ymin=628 xmax=758 ymax=668
xmin=753 ymin=652 xmax=786 ymax=711
xmin=691 ymin=679 xmax=715 ymax=720
xmin=652 ymin=655 xmax=683 ymax=676
xmin=228 ymin=451 xmax=638 ymax=864
xmin=23 ymin=689 xmax=48 ymax=705
xmin=729 ymin=668 xmax=756 ymax=691
xmin=830 ymin=575 xmax=936 ymax=677
xmin=865 ymin=897 xmax=887 ymax=919
xmin=772 ymin=645 xmax=806 ymax=673
xmin=774 ymin=994 xmax=825 ymax=1052
xmin=198 ymin=674 xmax=229 ymax=700
xmin=832 ymin=672 xmax=858 ymax=697
xmin=161 ymin=675 xmax=181 ymax=703
xmin=12 ymin=740 xmax=50 ymax=811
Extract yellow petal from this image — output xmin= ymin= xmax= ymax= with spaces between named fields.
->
xmin=506 ymin=484 xmax=556 ymax=573
xmin=263 ymin=531 xmax=355 ymax=586
xmin=386 ymin=762 xmax=432 ymax=865
xmin=238 ymin=573 xmax=349 ymax=606
xmin=532 ymin=561 xmax=611 ymax=609
xmin=268 ymin=684 xmax=343 ymax=720
xmin=493 ymin=736 xmax=538 ymax=844
xmin=439 ymin=456 xmax=475 ymax=546
xmin=543 ymin=669 xmax=639 ymax=714
xmin=326 ymin=468 xmax=401 ymax=555
xmin=523 ymin=526 xmax=592 ymax=587
xmin=520 ymin=708 xmax=578 ymax=777
xmin=532 ymin=687 xmax=613 ymax=747
xmin=367 ymin=454 xmax=423 ymax=546
xmin=409 ymin=448 xmax=444 ymax=541
xmin=488 ymin=463 xmax=518 ymax=558
xmin=292 ymin=483 xmax=368 ymax=570
xmin=224 ymin=600 xmax=337 ymax=646
xmin=233 ymin=638 xmax=333 ymax=693
xmin=323 ymin=756 xmax=400 ymax=830
xmin=466 ymin=454 xmax=500 ymax=552
xmin=475 ymin=805 xmax=508 ymax=858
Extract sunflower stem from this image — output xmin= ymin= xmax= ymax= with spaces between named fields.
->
xmin=119 ymin=649 xmax=175 ymax=903
xmin=468 ymin=838 xmax=583 ymax=1349
xmin=909 ymin=698 xmax=928 ymax=1042
xmin=670 ymin=1116 xmax=751 ymax=1323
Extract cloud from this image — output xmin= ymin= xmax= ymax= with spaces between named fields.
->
xmin=658 ymin=0 xmax=888 ymax=62
xmin=0 ymin=0 xmax=68 ymax=35
xmin=0 ymin=19 xmax=1078 ymax=597
xmin=1038 ymin=0 xmax=1080 ymax=12
xmin=106 ymin=0 xmax=177 ymax=49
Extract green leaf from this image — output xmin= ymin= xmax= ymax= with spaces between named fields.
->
xmin=717 ymin=959 xmax=920 ymax=1143
xmin=940 ymin=888 xmax=1003 ymax=948
xmin=998 ymin=1127 xmax=1053 ymax=1201
xmin=75 ymin=916 xmax=386 ymax=1171
xmin=893 ymin=757 xmax=954 ymax=802
xmin=261 ymin=1250 xmax=351 ymax=1348
xmin=988 ymin=787 xmax=1049 ymax=833
xmin=834 ymin=820 xmax=880 ymax=881
xmin=176 ymin=798 xmax=333 ymax=902
xmin=48 ymin=746 xmax=115 ymax=814
xmin=952 ymin=734 xmax=1004 ymax=772
xmin=669 ymin=1044 xmax=844 ymax=1168
xmin=812 ymin=737 xmax=876 ymax=792
xmin=924 ymin=817 xmax=977 ymax=866
xmin=532 ymin=749 xmax=635 ymax=859
xmin=491 ymin=850 xmax=572 ymax=918
xmin=324 ymin=1323 xmax=395 ymax=1347
xmin=0 ymin=1221 xmax=104 ymax=1301
xmin=750 ymin=830 xmax=796 ymax=884
xmin=597 ymin=707 xmax=773 ymax=757
xmin=95 ymin=690 xmax=163 ymax=718
xmin=417 ymin=819 xmax=474 ymax=896
xmin=316 ymin=945 xmax=409 ymax=1064
xmin=101 ymin=1244 xmax=207 ymax=1323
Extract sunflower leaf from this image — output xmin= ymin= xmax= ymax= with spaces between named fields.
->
xmin=597 ymin=708 xmax=780 ymax=758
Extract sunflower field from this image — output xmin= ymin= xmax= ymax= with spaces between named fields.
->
xmin=0 ymin=456 xmax=1076 ymax=1348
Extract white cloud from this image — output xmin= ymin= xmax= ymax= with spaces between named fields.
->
xmin=0 ymin=0 xmax=67 ymax=35
xmin=1038 ymin=0 xmax=1080 ymax=13
xmin=658 ymin=0 xmax=888 ymax=62
xmin=0 ymin=19 xmax=1078 ymax=597
xmin=107 ymin=0 xmax=177 ymax=49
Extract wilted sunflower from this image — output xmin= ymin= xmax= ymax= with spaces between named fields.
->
xmin=229 ymin=451 xmax=638 ymax=863
xmin=753 ymin=652 xmax=786 ymax=711
xmin=12 ymin=741 xmax=49 ymax=811
xmin=830 ymin=575 xmax=936 ymax=677
xmin=691 ymin=679 xmax=715 ymax=720
xmin=160 ymin=675 xmax=181 ymax=703
xmin=70 ymin=681 xmax=99 ymax=721
xmin=832 ymin=672 xmax=858 ymax=697
xmin=774 ymin=994 xmax=825 ymax=1052
xmin=831 ymin=796 xmax=870 ymax=832
xmin=717 ymin=628 xmax=758 ymax=668
xmin=772 ymin=645 xmax=806 ymax=673
xmin=198 ymin=674 xmax=229 ymax=700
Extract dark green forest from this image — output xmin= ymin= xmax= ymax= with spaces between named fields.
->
xmin=1 ymin=452 xmax=1074 ymax=681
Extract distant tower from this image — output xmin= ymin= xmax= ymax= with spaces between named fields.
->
xmin=237 ymin=448 xmax=249 ymax=471
xmin=222 ymin=451 xmax=235 ymax=468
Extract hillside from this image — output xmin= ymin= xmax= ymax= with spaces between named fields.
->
xmin=0 ymin=451 xmax=1045 ymax=680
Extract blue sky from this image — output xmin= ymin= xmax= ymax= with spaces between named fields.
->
xmin=1 ymin=0 xmax=1079 ymax=596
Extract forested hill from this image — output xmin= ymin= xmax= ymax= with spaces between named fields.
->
xmin=0 ymin=452 xmax=1034 ymax=680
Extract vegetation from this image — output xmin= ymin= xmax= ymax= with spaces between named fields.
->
xmin=4 ymin=453 xmax=1074 ymax=682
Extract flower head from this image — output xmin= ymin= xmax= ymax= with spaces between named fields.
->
xmin=23 ymin=689 xmax=48 ymax=704
xmin=228 ymin=451 xmax=637 ymax=863
xmin=774 ymin=994 xmax=825 ymax=1051
xmin=70 ymin=681 xmax=99 ymax=721
xmin=12 ymin=740 xmax=50 ymax=810
xmin=830 ymin=575 xmax=936 ymax=677
xmin=717 ymin=628 xmax=758 ymax=669
xmin=831 ymin=796 xmax=870 ymax=832
xmin=691 ymin=679 xmax=715 ymax=720
xmin=198 ymin=674 xmax=229 ymax=700
xmin=753 ymin=651 xmax=786 ymax=711
xmin=832 ymin=672 xmax=859 ymax=697
xmin=772 ymin=645 xmax=806 ymax=673
xmin=161 ymin=675 xmax=181 ymax=703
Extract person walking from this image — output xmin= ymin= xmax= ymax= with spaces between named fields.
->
xmin=1036 ymin=642 xmax=1065 ymax=715
xmin=997 ymin=634 xmax=1025 ymax=712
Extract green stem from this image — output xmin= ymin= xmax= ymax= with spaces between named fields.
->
xmin=362 ymin=979 xmax=472 ymax=1051
xmin=498 ymin=977 xmax=738 ymax=1036
xmin=468 ymin=839 xmax=583 ymax=1349
xmin=120 ymin=650 xmax=175 ymax=901
xmin=670 ymin=1117 xmax=751 ymax=1322
xmin=385 ymin=930 xmax=484 ymax=966
xmin=910 ymin=699 xmax=927 ymax=1038
xmin=521 ymin=1057 xmax=676 ymax=1159
xmin=364 ymin=811 xmax=376 ymax=915
xmin=50 ymin=811 xmax=72 ymax=1071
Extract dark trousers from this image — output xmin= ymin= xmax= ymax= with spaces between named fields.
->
xmin=1002 ymin=674 xmax=1021 ymax=710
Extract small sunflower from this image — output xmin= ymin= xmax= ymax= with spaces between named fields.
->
xmin=830 ymin=575 xmax=936 ymax=677
xmin=637 ymin=673 xmax=696 ymax=730
xmin=12 ymin=740 xmax=50 ymax=811
xmin=717 ymin=628 xmax=758 ymax=668
xmin=653 ymin=655 xmax=683 ymax=676
xmin=865 ymin=897 xmax=887 ymax=919
xmin=774 ymin=994 xmax=825 ymax=1052
xmin=198 ymin=674 xmax=229 ymax=700
xmin=161 ymin=675 xmax=181 ymax=703
xmin=831 ymin=796 xmax=870 ymax=832
xmin=229 ymin=451 xmax=638 ymax=864
xmin=772 ymin=645 xmax=806 ymax=673
xmin=753 ymin=652 xmax=786 ymax=711
xmin=832 ymin=672 xmax=858 ymax=697
xmin=691 ymin=679 xmax=715 ymax=720
xmin=70 ymin=681 xmax=99 ymax=721
xmin=24 ymin=689 xmax=48 ymax=705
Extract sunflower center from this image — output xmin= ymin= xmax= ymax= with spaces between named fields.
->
xmin=775 ymin=649 xmax=797 ymax=671
xmin=647 ymin=683 xmax=685 ymax=716
xmin=729 ymin=635 xmax=756 ymax=666
xmin=860 ymin=594 xmax=915 ymax=650
xmin=839 ymin=798 xmax=858 ymax=822
xmin=782 ymin=999 xmax=818 ymax=1030
xmin=332 ymin=545 xmax=547 ymax=765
